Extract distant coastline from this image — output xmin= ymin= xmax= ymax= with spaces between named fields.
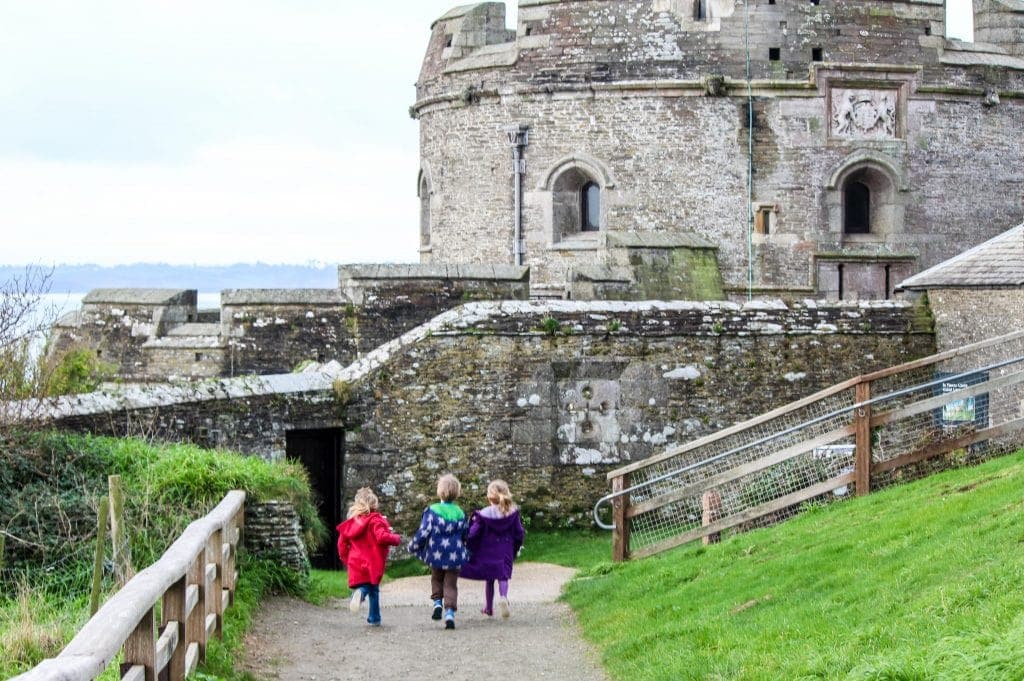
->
xmin=0 ymin=263 xmax=340 ymax=295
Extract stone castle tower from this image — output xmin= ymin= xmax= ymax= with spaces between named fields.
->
xmin=413 ymin=0 xmax=1024 ymax=300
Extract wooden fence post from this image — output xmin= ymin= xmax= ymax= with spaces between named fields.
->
xmin=0 ymin=534 xmax=5 ymax=571
xmin=187 ymin=547 xmax=208 ymax=667
xmin=854 ymin=381 xmax=872 ymax=496
xmin=210 ymin=528 xmax=224 ymax=638
xmin=611 ymin=473 xmax=630 ymax=562
xmin=90 ymin=496 xmax=110 ymax=615
xmin=109 ymin=474 xmax=134 ymax=584
xmin=123 ymin=606 xmax=156 ymax=681
xmin=162 ymin=575 xmax=188 ymax=681
xmin=701 ymin=489 xmax=722 ymax=545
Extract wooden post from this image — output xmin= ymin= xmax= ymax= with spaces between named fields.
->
xmin=186 ymin=548 xmax=208 ymax=665
xmin=162 ymin=576 xmax=188 ymax=681
xmin=611 ymin=474 xmax=630 ymax=562
xmin=123 ymin=606 xmax=156 ymax=681
xmin=90 ymin=496 xmax=110 ymax=615
xmin=854 ymin=381 xmax=872 ymax=496
xmin=109 ymin=474 xmax=133 ymax=584
xmin=701 ymin=489 xmax=722 ymax=545
xmin=209 ymin=528 xmax=224 ymax=637
xmin=0 ymin=533 xmax=5 ymax=571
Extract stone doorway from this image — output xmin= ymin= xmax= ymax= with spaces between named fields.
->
xmin=285 ymin=427 xmax=344 ymax=569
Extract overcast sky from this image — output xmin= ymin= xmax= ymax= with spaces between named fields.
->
xmin=1 ymin=1 xmax=972 ymax=267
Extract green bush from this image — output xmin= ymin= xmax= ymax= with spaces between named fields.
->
xmin=44 ymin=348 xmax=114 ymax=396
xmin=0 ymin=431 xmax=322 ymax=678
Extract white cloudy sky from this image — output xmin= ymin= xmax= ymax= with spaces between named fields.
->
xmin=1 ymin=1 xmax=972 ymax=267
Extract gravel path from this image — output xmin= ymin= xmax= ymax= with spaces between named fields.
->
xmin=241 ymin=563 xmax=609 ymax=681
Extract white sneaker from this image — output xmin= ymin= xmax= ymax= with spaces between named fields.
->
xmin=349 ymin=590 xmax=362 ymax=614
xmin=498 ymin=597 xmax=510 ymax=619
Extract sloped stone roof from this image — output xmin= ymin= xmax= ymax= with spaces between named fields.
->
xmin=897 ymin=221 xmax=1024 ymax=290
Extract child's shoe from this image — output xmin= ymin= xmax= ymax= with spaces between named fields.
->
xmin=368 ymin=619 xmax=381 ymax=627
xmin=480 ymin=607 xmax=493 ymax=617
xmin=349 ymin=590 xmax=363 ymax=614
xmin=498 ymin=597 xmax=510 ymax=619
xmin=431 ymin=599 xmax=443 ymax=620
xmin=444 ymin=608 xmax=456 ymax=630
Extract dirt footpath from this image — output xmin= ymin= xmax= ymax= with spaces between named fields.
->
xmin=241 ymin=563 xmax=609 ymax=681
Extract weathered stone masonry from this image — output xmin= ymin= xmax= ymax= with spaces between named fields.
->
xmin=48 ymin=265 xmax=531 ymax=382
xmin=414 ymin=0 xmax=1024 ymax=299
xmin=38 ymin=299 xmax=934 ymax=531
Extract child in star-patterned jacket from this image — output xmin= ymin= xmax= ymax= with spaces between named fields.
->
xmin=408 ymin=473 xmax=469 ymax=629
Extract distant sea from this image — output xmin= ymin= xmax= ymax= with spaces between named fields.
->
xmin=0 ymin=262 xmax=339 ymax=296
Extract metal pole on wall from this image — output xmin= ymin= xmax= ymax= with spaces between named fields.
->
xmin=505 ymin=123 xmax=530 ymax=266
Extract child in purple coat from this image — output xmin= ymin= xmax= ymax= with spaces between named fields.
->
xmin=460 ymin=479 xmax=526 ymax=618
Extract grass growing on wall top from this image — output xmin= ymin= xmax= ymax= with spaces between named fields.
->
xmin=563 ymin=449 xmax=1024 ymax=680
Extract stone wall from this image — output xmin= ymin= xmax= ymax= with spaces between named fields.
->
xmin=245 ymin=501 xmax=310 ymax=572
xmin=48 ymin=266 xmax=532 ymax=382
xmin=39 ymin=300 xmax=934 ymax=534
xmin=413 ymin=0 xmax=1024 ymax=297
xmin=50 ymin=289 xmax=199 ymax=379
xmin=339 ymin=264 xmax=530 ymax=352
xmin=917 ymin=288 xmax=1024 ymax=351
xmin=221 ymin=289 xmax=355 ymax=376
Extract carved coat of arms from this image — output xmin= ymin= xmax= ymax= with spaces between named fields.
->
xmin=831 ymin=89 xmax=897 ymax=139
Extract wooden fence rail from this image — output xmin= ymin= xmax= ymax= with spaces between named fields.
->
xmin=597 ymin=328 xmax=1024 ymax=561
xmin=13 ymin=490 xmax=245 ymax=681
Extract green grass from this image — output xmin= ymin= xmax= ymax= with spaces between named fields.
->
xmin=519 ymin=527 xmax=611 ymax=569
xmin=563 ymin=450 xmax=1024 ymax=680
xmin=0 ymin=432 xmax=318 ymax=679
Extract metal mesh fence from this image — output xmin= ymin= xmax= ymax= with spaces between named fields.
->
xmin=597 ymin=330 xmax=1024 ymax=558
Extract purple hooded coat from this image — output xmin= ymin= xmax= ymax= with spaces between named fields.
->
xmin=459 ymin=508 xmax=525 ymax=581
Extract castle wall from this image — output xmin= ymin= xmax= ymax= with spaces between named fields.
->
xmin=340 ymin=264 xmax=531 ymax=351
xmin=51 ymin=268 xmax=532 ymax=382
xmin=49 ymin=290 xmax=198 ymax=379
xmin=414 ymin=0 xmax=1024 ymax=296
xmin=43 ymin=300 xmax=934 ymax=530
xmin=220 ymin=289 xmax=355 ymax=376
xmin=919 ymin=288 xmax=1024 ymax=352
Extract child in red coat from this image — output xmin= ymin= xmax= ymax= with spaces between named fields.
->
xmin=337 ymin=487 xmax=401 ymax=626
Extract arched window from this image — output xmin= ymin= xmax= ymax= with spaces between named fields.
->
xmin=581 ymin=182 xmax=600 ymax=232
xmin=844 ymin=180 xmax=871 ymax=234
xmin=551 ymin=167 xmax=601 ymax=243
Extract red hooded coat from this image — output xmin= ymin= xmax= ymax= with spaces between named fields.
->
xmin=337 ymin=511 xmax=401 ymax=587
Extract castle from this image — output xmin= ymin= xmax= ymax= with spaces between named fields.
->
xmin=33 ymin=1 xmax=1024 ymax=563
xmin=413 ymin=0 xmax=1024 ymax=300
xmin=50 ymin=0 xmax=1024 ymax=381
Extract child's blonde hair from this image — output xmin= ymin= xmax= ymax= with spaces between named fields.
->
xmin=347 ymin=487 xmax=379 ymax=518
xmin=487 ymin=479 xmax=515 ymax=515
xmin=436 ymin=474 xmax=461 ymax=502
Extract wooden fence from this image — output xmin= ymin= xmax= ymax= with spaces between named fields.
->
xmin=13 ymin=490 xmax=245 ymax=681
xmin=596 ymin=329 xmax=1024 ymax=560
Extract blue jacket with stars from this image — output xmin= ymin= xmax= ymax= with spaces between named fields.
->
xmin=408 ymin=501 xmax=469 ymax=570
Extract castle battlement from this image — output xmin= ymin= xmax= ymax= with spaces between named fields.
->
xmin=412 ymin=0 xmax=1024 ymax=300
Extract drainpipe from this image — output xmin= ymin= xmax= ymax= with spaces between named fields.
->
xmin=505 ymin=123 xmax=530 ymax=266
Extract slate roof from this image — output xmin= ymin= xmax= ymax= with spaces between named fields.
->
xmin=897 ymin=222 xmax=1024 ymax=290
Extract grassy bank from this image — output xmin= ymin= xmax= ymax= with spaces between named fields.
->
xmin=0 ymin=432 xmax=320 ymax=679
xmin=563 ymin=450 xmax=1024 ymax=680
